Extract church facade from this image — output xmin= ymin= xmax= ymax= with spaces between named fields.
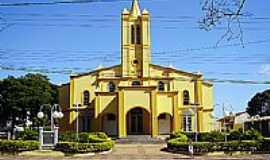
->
xmin=59 ymin=0 xmax=214 ymax=138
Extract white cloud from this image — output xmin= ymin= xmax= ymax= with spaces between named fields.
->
xmin=259 ymin=64 xmax=270 ymax=76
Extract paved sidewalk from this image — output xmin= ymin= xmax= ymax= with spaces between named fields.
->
xmin=93 ymin=143 xmax=188 ymax=159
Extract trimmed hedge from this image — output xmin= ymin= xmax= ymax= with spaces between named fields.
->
xmin=170 ymin=130 xmax=263 ymax=142
xmin=0 ymin=140 xmax=39 ymax=152
xmin=167 ymin=139 xmax=266 ymax=153
xmin=55 ymin=140 xmax=114 ymax=153
xmin=59 ymin=132 xmax=109 ymax=143
xmin=228 ymin=130 xmax=263 ymax=141
xmin=199 ymin=131 xmax=225 ymax=142
xmin=170 ymin=131 xmax=225 ymax=142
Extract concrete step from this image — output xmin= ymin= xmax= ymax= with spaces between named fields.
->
xmin=41 ymin=145 xmax=55 ymax=150
xmin=116 ymin=135 xmax=167 ymax=144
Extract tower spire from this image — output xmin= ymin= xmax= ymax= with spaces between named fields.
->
xmin=131 ymin=0 xmax=141 ymax=16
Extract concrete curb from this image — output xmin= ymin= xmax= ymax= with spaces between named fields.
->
xmin=72 ymin=149 xmax=112 ymax=157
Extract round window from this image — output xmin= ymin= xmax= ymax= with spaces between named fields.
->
xmin=133 ymin=59 xmax=138 ymax=64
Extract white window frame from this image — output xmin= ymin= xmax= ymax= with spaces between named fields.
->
xmin=183 ymin=114 xmax=192 ymax=132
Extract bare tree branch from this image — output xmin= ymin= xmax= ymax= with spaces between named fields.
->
xmin=200 ymin=0 xmax=248 ymax=47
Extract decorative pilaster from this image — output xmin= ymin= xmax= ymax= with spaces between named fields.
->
xmin=151 ymin=90 xmax=158 ymax=137
xmin=198 ymin=110 xmax=203 ymax=132
xmin=194 ymin=77 xmax=203 ymax=105
xmin=194 ymin=77 xmax=203 ymax=132
xmin=173 ymin=94 xmax=180 ymax=132
xmin=118 ymin=90 xmax=126 ymax=138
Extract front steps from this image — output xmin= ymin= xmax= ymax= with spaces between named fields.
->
xmin=116 ymin=135 xmax=168 ymax=144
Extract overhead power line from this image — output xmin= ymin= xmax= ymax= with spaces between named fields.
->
xmin=0 ymin=0 xmax=132 ymax=7
xmin=1 ymin=37 xmax=270 ymax=56
xmin=1 ymin=64 xmax=269 ymax=85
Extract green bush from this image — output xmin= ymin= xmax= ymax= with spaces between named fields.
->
xmin=78 ymin=132 xmax=90 ymax=143
xmin=167 ymin=140 xmax=262 ymax=153
xmin=16 ymin=129 xmax=38 ymax=140
xmin=59 ymin=132 xmax=109 ymax=143
xmin=55 ymin=140 xmax=114 ymax=153
xmin=227 ymin=130 xmax=263 ymax=141
xmin=170 ymin=131 xmax=190 ymax=139
xmin=260 ymin=138 xmax=270 ymax=151
xmin=228 ymin=130 xmax=242 ymax=141
xmin=170 ymin=132 xmax=188 ymax=142
xmin=199 ymin=131 xmax=225 ymax=142
xmin=168 ymin=134 xmax=188 ymax=143
xmin=241 ymin=129 xmax=263 ymax=141
xmin=88 ymin=135 xmax=108 ymax=143
xmin=0 ymin=140 xmax=39 ymax=152
xmin=59 ymin=131 xmax=77 ymax=142
xmin=94 ymin=132 xmax=108 ymax=139
xmin=171 ymin=131 xmax=225 ymax=142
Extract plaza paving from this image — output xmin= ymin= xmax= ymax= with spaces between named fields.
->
xmin=0 ymin=144 xmax=270 ymax=159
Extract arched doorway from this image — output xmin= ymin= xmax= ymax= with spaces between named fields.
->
xmin=102 ymin=113 xmax=117 ymax=136
xmin=126 ymin=107 xmax=150 ymax=135
xmin=158 ymin=113 xmax=172 ymax=135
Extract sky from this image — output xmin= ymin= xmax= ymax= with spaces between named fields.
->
xmin=0 ymin=0 xmax=269 ymax=117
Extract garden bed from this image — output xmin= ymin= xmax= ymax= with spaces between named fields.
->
xmin=55 ymin=140 xmax=114 ymax=153
xmin=167 ymin=140 xmax=261 ymax=155
xmin=55 ymin=132 xmax=115 ymax=154
xmin=0 ymin=140 xmax=39 ymax=154
xmin=167 ymin=130 xmax=270 ymax=155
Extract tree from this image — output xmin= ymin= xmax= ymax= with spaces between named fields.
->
xmin=246 ymin=89 xmax=270 ymax=117
xmin=0 ymin=76 xmax=25 ymax=130
xmin=0 ymin=73 xmax=58 ymax=131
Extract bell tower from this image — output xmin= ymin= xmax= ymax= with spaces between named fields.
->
xmin=121 ymin=0 xmax=151 ymax=78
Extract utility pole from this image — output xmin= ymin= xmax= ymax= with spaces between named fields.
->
xmin=222 ymin=103 xmax=234 ymax=142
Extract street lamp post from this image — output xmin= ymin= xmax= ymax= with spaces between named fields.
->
xmin=190 ymin=103 xmax=199 ymax=142
xmin=37 ymin=104 xmax=63 ymax=149
xmin=73 ymin=104 xmax=81 ymax=141
xmin=37 ymin=104 xmax=64 ymax=129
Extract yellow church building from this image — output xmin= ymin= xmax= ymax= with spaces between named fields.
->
xmin=59 ymin=0 xmax=214 ymax=138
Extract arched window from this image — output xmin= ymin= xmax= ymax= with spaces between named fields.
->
xmin=183 ymin=90 xmax=190 ymax=105
xmin=131 ymin=25 xmax=135 ymax=44
xmin=132 ymin=80 xmax=141 ymax=86
xmin=136 ymin=25 xmax=141 ymax=44
xmin=108 ymin=82 xmax=116 ymax=92
xmin=158 ymin=81 xmax=165 ymax=91
xmin=83 ymin=90 xmax=90 ymax=105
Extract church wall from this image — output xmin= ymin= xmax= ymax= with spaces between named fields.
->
xmin=98 ymin=95 xmax=118 ymax=114
xmin=173 ymin=80 xmax=195 ymax=106
xmin=149 ymin=67 xmax=164 ymax=77
xmin=119 ymin=80 xmax=129 ymax=86
xmin=71 ymin=75 xmax=97 ymax=107
xmin=202 ymin=84 xmax=213 ymax=110
xmin=202 ymin=112 xmax=214 ymax=132
xmin=123 ymin=90 xmax=151 ymax=113
xmin=98 ymin=66 xmax=121 ymax=78
xmin=156 ymin=93 xmax=173 ymax=116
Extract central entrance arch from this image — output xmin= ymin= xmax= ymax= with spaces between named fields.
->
xmin=126 ymin=107 xmax=150 ymax=135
